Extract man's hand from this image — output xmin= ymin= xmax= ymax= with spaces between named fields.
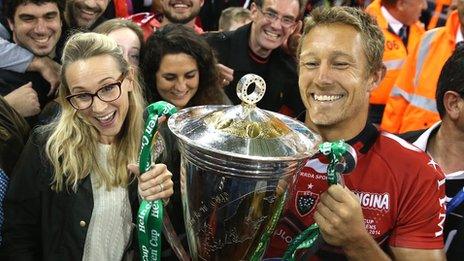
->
xmin=28 ymin=57 xmax=61 ymax=97
xmin=314 ymin=184 xmax=369 ymax=248
xmin=4 ymin=82 xmax=40 ymax=117
xmin=217 ymin=63 xmax=234 ymax=88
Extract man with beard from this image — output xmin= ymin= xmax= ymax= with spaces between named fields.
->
xmin=204 ymin=0 xmax=305 ymax=118
xmin=136 ymin=0 xmax=205 ymax=37
xmin=0 ymin=0 xmax=62 ymax=126
xmin=65 ymin=0 xmax=110 ymax=30
xmin=265 ymin=6 xmax=446 ymax=260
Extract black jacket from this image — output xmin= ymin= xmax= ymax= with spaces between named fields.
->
xmin=2 ymin=129 xmax=140 ymax=261
xmin=401 ymin=127 xmax=464 ymax=261
xmin=204 ymin=24 xmax=305 ymax=119
xmin=0 ymin=95 xmax=29 ymax=175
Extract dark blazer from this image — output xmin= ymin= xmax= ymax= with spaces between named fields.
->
xmin=2 ymin=129 xmax=139 ymax=261
xmin=400 ymin=126 xmax=464 ymax=261
xmin=204 ymin=23 xmax=305 ymax=119
xmin=0 ymin=95 xmax=29 ymax=175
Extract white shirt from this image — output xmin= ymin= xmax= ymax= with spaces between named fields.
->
xmin=82 ymin=144 xmax=133 ymax=261
xmin=381 ymin=6 xmax=405 ymax=35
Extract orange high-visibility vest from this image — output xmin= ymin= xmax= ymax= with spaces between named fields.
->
xmin=366 ymin=0 xmax=425 ymax=106
xmin=428 ymin=0 xmax=452 ymax=30
xmin=381 ymin=11 xmax=459 ymax=134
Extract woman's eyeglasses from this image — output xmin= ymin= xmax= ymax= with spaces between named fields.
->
xmin=66 ymin=73 xmax=126 ymax=110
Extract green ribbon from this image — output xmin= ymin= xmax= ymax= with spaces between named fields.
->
xmin=249 ymin=192 xmax=287 ymax=261
xmin=282 ymin=140 xmax=349 ymax=260
xmin=137 ymin=101 xmax=177 ymax=261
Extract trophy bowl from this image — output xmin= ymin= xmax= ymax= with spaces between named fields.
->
xmin=168 ymin=74 xmax=321 ymax=260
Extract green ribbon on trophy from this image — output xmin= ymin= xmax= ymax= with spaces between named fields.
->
xmin=137 ymin=101 xmax=177 ymax=261
xmin=282 ymin=140 xmax=349 ymax=260
xmin=249 ymin=192 xmax=287 ymax=261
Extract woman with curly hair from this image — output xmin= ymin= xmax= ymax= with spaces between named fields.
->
xmin=142 ymin=23 xmax=230 ymax=108
xmin=141 ymin=23 xmax=230 ymax=259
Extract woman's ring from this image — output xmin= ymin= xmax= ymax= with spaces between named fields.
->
xmin=158 ymin=183 xmax=164 ymax=192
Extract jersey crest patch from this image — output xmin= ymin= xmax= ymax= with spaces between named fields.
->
xmin=296 ymin=190 xmax=319 ymax=217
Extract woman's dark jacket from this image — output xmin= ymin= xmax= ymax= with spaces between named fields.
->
xmin=2 ymin=129 xmax=139 ymax=261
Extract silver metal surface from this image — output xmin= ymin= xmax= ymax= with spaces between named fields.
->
xmin=168 ymin=74 xmax=321 ymax=260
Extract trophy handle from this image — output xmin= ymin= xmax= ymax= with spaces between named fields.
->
xmin=163 ymin=212 xmax=191 ymax=261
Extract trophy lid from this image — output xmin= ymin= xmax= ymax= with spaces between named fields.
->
xmin=168 ymin=74 xmax=320 ymax=161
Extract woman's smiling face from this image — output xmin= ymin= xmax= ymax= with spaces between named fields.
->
xmin=155 ymin=53 xmax=200 ymax=108
xmin=65 ymin=54 xmax=132 ymax=144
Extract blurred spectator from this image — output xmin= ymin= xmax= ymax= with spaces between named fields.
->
xmin=218 ymin=7 xmax=251 ymax=31
xmin=424 ymin=0 xmax=454 ymax=30
xmin=401 ymin=44 xmax=464 ymax=261
xmin=0 ymin=0 xmax=63 ymax=126
xmin=94 ymin=18 xmax=144 ymax=66
xmin=65 ymin=0 xmax=111 ymax=30
xmin=205 ymin=0 xmax=305 ymax=118
xmin=365 ymin=0 xmax=427 ymax=124
xmin=199 ymin=0 xmax=247 ymax=31
xmin=381 ymin=3 xmax=464 ymax=133
xmin=0 ymin=95 xmax=30 ymax=246
xmin=157 ymin=0 xmax=204 ymax=32
xmin=127 ymin=0 xmax=204 ymax=40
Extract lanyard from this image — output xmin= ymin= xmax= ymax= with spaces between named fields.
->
xmin=137 ymin=101 xmax=177 ymax=261
xmin=282 ymin=141 xmax=349 ymax=260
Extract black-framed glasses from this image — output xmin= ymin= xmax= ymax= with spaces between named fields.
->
xmin=66 ymin=73 xmax=126 ymax=110
xmin=256 ymin=6 xmax=297 ymax=28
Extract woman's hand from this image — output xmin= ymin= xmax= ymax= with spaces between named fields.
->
xmin=128 ymin=163 xmax=173 ymax=202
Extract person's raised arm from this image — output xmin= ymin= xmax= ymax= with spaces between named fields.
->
xmin=0 ymin=38 xmax=34 ymax=73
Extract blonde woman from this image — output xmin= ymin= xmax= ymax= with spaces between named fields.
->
xmin=3 ymin=32 xmax=173 ymax=260
xmin=94 ymin=18 xmax=144 ymax=67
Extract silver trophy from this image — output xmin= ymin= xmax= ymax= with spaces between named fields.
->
xmin=168 ymin=74 xmax=321 ymax=260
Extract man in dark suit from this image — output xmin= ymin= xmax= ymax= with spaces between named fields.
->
xmin=205 ymin=0 xmax=305 ymax=118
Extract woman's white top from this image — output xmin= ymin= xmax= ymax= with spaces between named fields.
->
xmin=82 ymin=144 xmax=133 ymax=261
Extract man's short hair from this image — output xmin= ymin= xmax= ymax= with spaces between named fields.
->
xmin=218 ymin=7 xmax=251 ymax=31
xmin=299 ymin=6 xmax=385 ymax=75
xmin=5 ymin=0 xmax=64 ymax=20
xmin=380 ymin=0 xmax=398 ymax=8
xmin=254 ymin=0 xmax=307 ymax=18
xmin=436 ymin=44 xmax=464 ymax=118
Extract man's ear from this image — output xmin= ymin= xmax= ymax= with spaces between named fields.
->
xmin=367 ymin=64 xmax=386 ymax=92
xmin=7 ymin=18 xmax=14 ymax=32
xmin=443 ymin=91 xmax=462 ymax=120
xmin=250 ymin=2 xmax=259 ymax=20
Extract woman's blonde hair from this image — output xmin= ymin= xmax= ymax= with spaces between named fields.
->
xmin=45 ymin=32 xmax=146 ymax=191
xmin=93 ymin=18 xmax=144 ymax=47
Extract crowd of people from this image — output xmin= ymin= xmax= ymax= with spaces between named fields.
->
xmin=0 ymin=0 xmax=462 ymax=260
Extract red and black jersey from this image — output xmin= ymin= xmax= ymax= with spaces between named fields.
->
xmin=265 ymin=124 xmax=446 ymax=259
